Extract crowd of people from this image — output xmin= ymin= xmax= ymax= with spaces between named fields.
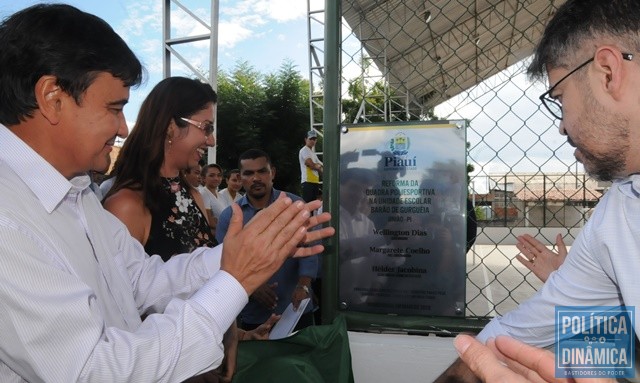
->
xmin=96 ymin=77 xmax=320 ymax=380
xmin=90 ymin=78 xmax=324 ymax=380
xmin=94 ymin=102 xmax=328 ymax=343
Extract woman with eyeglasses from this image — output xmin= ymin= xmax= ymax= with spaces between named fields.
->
xmin=103 ymin=77 xmax=280 ymax=382
xmin=104 ymin=77 xmax=217 ymax=259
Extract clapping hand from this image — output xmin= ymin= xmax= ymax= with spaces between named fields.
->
xmin=516 ymin=234 xmax=567 ymax=282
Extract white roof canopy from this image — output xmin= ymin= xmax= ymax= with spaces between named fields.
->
xmin=342 ymin=0 xmax=565 ymax=109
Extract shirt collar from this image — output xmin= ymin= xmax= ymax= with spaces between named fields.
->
xmin=618 ymin=174 xmax=640 ymax=198
xmin=237 ymin=188 xmax=280 ymax=210
xmin=0 ymin=124 xmax=89 ymax=213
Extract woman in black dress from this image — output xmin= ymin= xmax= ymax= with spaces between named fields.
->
xmin=104 ymin=77 xmax=274 ymax=382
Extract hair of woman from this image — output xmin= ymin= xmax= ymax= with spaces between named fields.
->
xmin=106 ymin=77 xmax=217 ymax=211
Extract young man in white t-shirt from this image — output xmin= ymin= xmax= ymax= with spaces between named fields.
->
xmin=298 ymin=130 xmax=323 ymax=203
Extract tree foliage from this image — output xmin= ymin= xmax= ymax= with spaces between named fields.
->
xmin=214 ymin=59 xmax=475 ymax=195
xmin=216 ymin=60 xmax=311 ymax=194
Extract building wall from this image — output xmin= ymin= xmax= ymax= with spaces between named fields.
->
xmin=473 ymin=172 xmax=603 ymax=228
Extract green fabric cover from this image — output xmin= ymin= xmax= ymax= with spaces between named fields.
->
xmin=232 ymin=316 xmax=354 ymax=383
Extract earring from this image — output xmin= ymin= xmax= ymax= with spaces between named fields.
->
xmin=168 ymin=139 xmax=173 ymax=146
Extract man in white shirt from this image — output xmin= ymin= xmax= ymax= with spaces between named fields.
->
xmin=299 ymin=130 xmax=323 ymax=203
xmin=437 ymin=0 xmax=640 ymax=381
xmin=0 ymin=4 xmax=333 ymax=382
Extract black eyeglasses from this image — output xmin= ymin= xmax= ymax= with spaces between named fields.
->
xmin=539 ymin=52 xmax=633 ymax=120
xmin=181 ymin=117 xmax=215 ymax=136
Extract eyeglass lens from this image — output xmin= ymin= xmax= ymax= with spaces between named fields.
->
xmin=201 ymin=122 xmax=214 ymax=136
xmin=542 ymin=98 xmax=562 ymax=120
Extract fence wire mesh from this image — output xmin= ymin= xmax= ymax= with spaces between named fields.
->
xmin=311 ymin=0 xmax=609 ymax=322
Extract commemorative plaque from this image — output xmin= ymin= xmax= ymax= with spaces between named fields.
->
xmin=338 ymin=121 xmax=467 ymax=316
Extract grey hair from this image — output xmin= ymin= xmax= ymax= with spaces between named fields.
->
xmin=528 ymin=0 xmax=640 ymax=82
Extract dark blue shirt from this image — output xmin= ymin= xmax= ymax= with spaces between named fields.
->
xmin=215 ymin=188 xmax=318 ymax=324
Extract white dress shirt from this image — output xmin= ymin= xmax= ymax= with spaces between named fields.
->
xmin=0 ymin=125 xmax=248 ymax=382
xmin=477 ymin=175 xmax=640 ymax=347
xmin=198 ymin=185 xmax=225 ymax=219
xmin=218 ymin=188 xmax=242 ymax=210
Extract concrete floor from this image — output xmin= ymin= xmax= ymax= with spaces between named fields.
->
xmin=465 ymin=243 xmax=547 ymax=317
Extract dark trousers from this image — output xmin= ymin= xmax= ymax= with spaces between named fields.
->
xmin=301 ymin=182 xmax=321 ymax=204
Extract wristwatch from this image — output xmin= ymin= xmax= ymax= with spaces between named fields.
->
xmin=296 ymin=284 xmax=310 ymax=294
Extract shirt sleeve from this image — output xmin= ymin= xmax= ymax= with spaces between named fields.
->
xmin=210 ymin=197 xmax=226 ymax=219
xmin=298 ymin=253 xmax=319 ymax=279
xmin=82 ymin=269 xmax=247 ymax=382
xmin=201 ymin=190 xmax=212 ymax=210
xmin=300 ymin=146 xmax=311 ymax=161
xmin=476 ymin=223 xmax=623 ymax=347
xmin=0 ymin=220 xmax=247 ymax=382
xmin=215 ymin=207 xmax=232 ymax=243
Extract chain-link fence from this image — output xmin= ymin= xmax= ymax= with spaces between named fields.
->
xmin=311 ymin=0 xmax=607 ymax=324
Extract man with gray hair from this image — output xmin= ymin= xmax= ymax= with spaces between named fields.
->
xmin=438 ymin=0 xmax=640 ymax=380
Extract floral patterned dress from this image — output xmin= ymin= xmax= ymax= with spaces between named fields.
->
xmin=144 ymin=177 xmax=216 ymax=261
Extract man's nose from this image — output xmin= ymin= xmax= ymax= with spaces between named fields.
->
xmin=117 ymin=114 xmax=129 ymax=139
xmin=558 ymin=120 xmax=567 ymax=136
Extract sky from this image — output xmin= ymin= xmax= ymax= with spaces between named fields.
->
xmin=0 ymin=0 xmax=319 ymax=127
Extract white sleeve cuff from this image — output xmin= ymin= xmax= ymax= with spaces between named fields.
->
xmin=190 ymin=270 xmax=248 ymax=332
xmin=201 ymin=244 xmax=223 ymax=274
xmin=475 ymin=317 xmax=506 ymax=343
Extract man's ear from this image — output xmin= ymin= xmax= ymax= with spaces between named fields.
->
xmin=271 ymin=166 xmax=276 ymax=180
xmin=34 ymin=75 xmax=63 ymax=125
xmin=594 ymin=46 xmax=625 ymax=100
